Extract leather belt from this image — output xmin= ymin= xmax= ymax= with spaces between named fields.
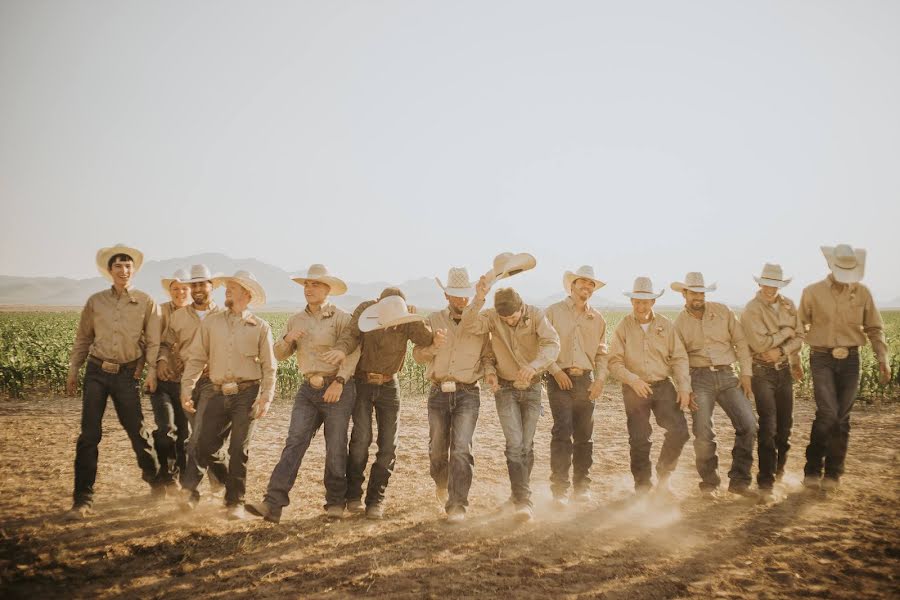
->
xmin=359 ymin=371 xmax=396 ymax=386
xmin=305 ymin=374 xmax=336 ymax=390
xmin=810 ymin=346 xmax=857 ymax=360
xmin=212 ymin=380 xmax=259 ymax=394
xmin=564 ymin=367 xmax=587 ymax=377
xmin=88 ymin=355 xmax=139 ymax=373
xmin=499 ymin=376 xmax=542 ymax=390
xmin=753 ymin=359 xmax=789 ymax=371
xmin=691 ymin=364 xmax=733 ymax=372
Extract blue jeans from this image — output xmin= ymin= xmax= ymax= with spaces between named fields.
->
xmin=547 ymin=373 xmax=595 ymax=497
xmin=805 ymin=349 xmax=860 ymax=480
xmin=428 ymin=383 xmax=480 ymax=512
xmin=495 ymin=382 xmax=542 ymax=508
xmin=150 ymin=379 xmax=189 ymax=485
xmin=264 ymin=381 xmax=356 ymax=515
xmin=347 ymin=379 xmax=400 ymax=506
xmin=690 ymin=368 xmax=758 ymax=490
xmin=752 ymin=363 xmax=794 ymax=488
xmin=180 ymin=378 xmax=229 ymax=492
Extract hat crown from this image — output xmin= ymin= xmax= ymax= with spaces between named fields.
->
xmin=375 ymin=295 xmax=410 ymax=322
xmin=232 ymin=270 xmax=257 ymax=282
xmin=574 ymin=265 xmax=595 ymax=279
xmin=633 ymin=277 xmax=654 ymax=293
xmin=446 ymin=267 xmax=472 ymax=289
xmin=306 ymin=264 xmax=329 ymax=278
xmin=492 ymin=253 xmax=514 ymax=272
xmin=832 ymin=244 xmax=858 ymax=269
xmin=684 ymin=272 xmax=707 ymax=287
xmin=759 ymin=263 xmax=784 ymax=281
xmin=188 ymin=264 xmax=213 ymax=280
xmin=171 ymin=268 xmax=190 ymax=281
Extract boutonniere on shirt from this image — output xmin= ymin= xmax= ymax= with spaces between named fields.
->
xmin=522 ymin=316 xmax=531 ymax=326
xmin=586 ymin=312 xmax=595 ymax=320
xmin=656 ymin=326 xmax=665 ymax=336
xmin=245 ymin=316 xmax=258 ymax=326
xmin=321 ymin=310 xmax=334 ymax=319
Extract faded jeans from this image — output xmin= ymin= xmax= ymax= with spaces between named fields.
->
xmin=347 ymin=379 xmax=400 ymax=506
xmin=546 ymin=373 xmax=595 ymax=497
xmin=428 ymin=383 xmax=480 ymax=512
xmin=805 ymin=349 xmax=860 ymax=480
xmin=495 ymin=382 xmax=542 ymax=508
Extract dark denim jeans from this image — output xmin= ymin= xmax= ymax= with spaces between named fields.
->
xmin=428 ymin=383 xmax=480 ymax=512
xmin=752 ymin=363 xmax=794 ymax=488
xmin=73 ymin=362 xmax=160 ymax=507
xmin=805 ymin=349 xmax=860 ymax=480
xmin=347 ymin=379 xmax=400 ymax=506
xmin=180 ymin=378 xmax=229 ymax=492
xmin=690 ymin=368 xmax=758 ymax=490
xmin=150 ymin=379 xmax=189 ymax=485
xmin=264 ymin=381 xmax=356 ymax=514
xmin=622 ymin=379 xmax=690 ymax=489
xmin=494 ymin=382 xmax=542 ymax=508
xmin=547 ymin=373 xmax=595 ymax=497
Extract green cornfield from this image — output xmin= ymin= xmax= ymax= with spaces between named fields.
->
xmin=1 ymin=309 xmax=898 ymax=402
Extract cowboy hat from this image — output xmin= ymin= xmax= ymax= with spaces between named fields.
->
xmin=624 ymin=276 xmax=665 ymax=300
xmin=753 ymin=263 xmax=792 ymax=288
xmin=563 ymin=265 xmax=606 ymax=293
xmin=822 ymin=244 xmax=866 ymax=284
xmin=212 ymin=270 xmax=267 ymax=307
xmin=181 ymin=264 xmax=221 ymax=285
xmin=358 ymin=295 xmax=425 ymax=333
xmin=436 ymin=267 xmax=476 ymax=298
xmin=96 ymin=244 xmax=144 ymax=281
xmin=671 ymin=272 xmax=717 ymax=293
xmin=487 ymin=252 xmax=536 ymax=283
xmin=290 ymin=264 xmax=348 ymax=296
xmin=160 ymin=268 xmax=191 ymax=293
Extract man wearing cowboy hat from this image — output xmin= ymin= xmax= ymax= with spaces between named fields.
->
xmin=323 ymin=287 xmax=434 ymax=520
xmin=462 ymin=270 xmax=560 ymax=522
xmin=159 ymin=264 xmax=228 ymax=495
xmin=672 ymin=272 xmax=757 ymax=498
xmin=413 ymin=267 xmax=495 ymax=523
xmin=741 ymin=263 xmax=805 ymax=499
xmin=246 ymin=265 xmax=360 ymax=522
xmin=65 ymin=244 xmax=163 ymax=520
xmin=799 ymin=244 xmax=890 ymax=491
xmin=544 ymin=265 xmax=609 ymax=506
xmin=180 ymin=270 xmax=277 ymax=520
xmin=608 ymin=277 xmax=692 ymax=494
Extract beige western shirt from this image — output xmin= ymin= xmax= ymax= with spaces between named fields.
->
xmin=68 ymin=286 xmax=161 ymax=378
xmin=273 ymin=303 xmax=360 ymax=381
xmin=461 ymin=297 xmax=560 ymax=382
xmin=799 ymin=276 xmax=888 ymax=363
xmin=741 ymin=292 xmax=804 ymax=365
xmin=608 ymin=312 xmax=691 ymax=393
xmin=544 ymin=297 xmax=609 ymax=380
xmin=674 ymin=301 xmax=753 ymax=374
xmin=413 ymin=308 xmax=497 ymax=385
xmin=159 ymin=302 xmax=220 ymax=381
xmin=181 ymin=309 xmax=277 ymax=404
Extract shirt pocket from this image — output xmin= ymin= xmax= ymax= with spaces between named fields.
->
xmin=309 ymin=319 xmax=337 ymax=347
xmin=238 ymin=327 xmax=261 ymax=361
xmin=122 ymin=302 xmax=147 ymax=342
xmin=847 ymin=300 xmax=865 ymax=327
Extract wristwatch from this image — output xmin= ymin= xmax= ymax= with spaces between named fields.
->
xmin=334 ymin=376 xmax=346 ymax=385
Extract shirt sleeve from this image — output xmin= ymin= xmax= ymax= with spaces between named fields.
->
xmin=273 ymin=315 xmax=298 ymax=362
xmin=607 ymin=322 xmax=639 ymax=386
xmin=338 ymin=347 xmax=361 ymax=381
xmin=143 ymin=298 xmax=161 ymax=377
xmin=257 ymin=322 xmax=278 ymax=404
xmin=593 ymin=317 xmax=609 ymax=382
xmin=407 ymin=320 xmax=434 ymax=347
xmin=461 ymin=296 xmax=492 ymax=335
xmin=799 ymin=287 xmax=813 ymax=331
xmin=181 ymin=319 xmax=210 ymax=396
xmin=530 ymin=310 xmax=561 ymax=372
xmin=670 ymin=328 xmax=692 ymax=393
xmin=862 ymin=288 xmax=888 ymax=363
xmin=480 ymin=333 xmax=497 ymax=379
xmin=333 ymin=302 xmax=368 ymax=355
xmin=728 ymin=308 xmax=753 ymax=376
xmin=781 ymin=299 xmax=805 ymax=356
xmin=68 ymin=297 xmax=95 ymax=376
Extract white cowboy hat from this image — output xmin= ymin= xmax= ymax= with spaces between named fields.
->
xmin=487 ymin=252 xmax=537 ymax=283
xmin=160 ymin=268 xmax=191 ymax=293
xmin=671 ymin=272 xmax=717 ymax=293
xmin=96 ymin=243 xmax=144 ymax=281
xmin=753 ymin=263 xmax=792 ymax=288
xmin=436 ymin=267 xmax=476 ymax=298
xmin=563 ymin=265 xmax=606 ymax=293
xmin=213 ymin=270 xmax=267 ymax=307
xmin=358 ymin=295 xmax=425 ymax=333
xmin=290 ymin=264 xmax=348 ymax=296
xmin=623 ymin=276 xmax=665 ymax=299
xmin=181 ymin=264 xmax=221 ymax=285
xmin=822 ymin=244 xmax=866 ymax=284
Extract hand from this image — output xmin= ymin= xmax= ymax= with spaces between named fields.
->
xmin=157 ymin=360 xmax=172 ymax=381
xmin=323 ymin=381 xmax=343 ymax=403
xmin=432 ymin=328 xmax=447 ymax=349
xmin=740 ymin=374 xmax=753 ymax=400
xmin=553 ymin=371 xmax=573 ymax=390
xmin=284 ymin=329 xmax=306 ymax=344
xmin=678 ymin=391 xmax=697 ymax=412
xmin=589 ymin=379 xmax=604 ymax=400
xmin=321 ymin=350 xmax=346 ymax=366
xmin=251 ymin=398 xmax=271 ymax=419
xmin=485 ymin=373 xmax=499 ymax=393
xmin=790 ymin=362 xmax=804 ymax=382
xmin=879 ymin=361 xmax=892 ymax=385
xmin=66 ymin=372 xmax=78 ymax=396
xmin=144 ymin=373 xmax=158 ymax=394
xmin=628 ymin=379 xmax=652 ymax=399
xmin=516 ymin=366 xmax=536 ymax=384
xmin=761 ymin=348 xmax=782 ymax=363
xmin=407 ymin=304 xmax=417 ymax=314
xmin=475 ymin=275 xmax=492 ymax=301
xmin=181 ymin=394 xmax=196 ymax=415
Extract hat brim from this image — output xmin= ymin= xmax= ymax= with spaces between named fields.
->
xmin=160 ymin=278 xmax=190 ymax=293
xmin=822 ymin=247 xmax=866 ymax=284
xmin=181 ymin=274 xmax=222 ymax=285
xmin=358 ymin=311 xmax=424 ymax=333
xmin=488 ymin=253 xmax=537 ymax=283
xmin=435 ymin=277 xmax=475 ymax=298
xmin=291 ymin=276 xmax=348 ymax=296
xmin=671 ymin=282 xmax=717 ymax=293
xmin=753 ymin=276 xmax=792 ymax=288
xmin=96 ymin=245 xmax=144 ymax=282
xmin=623 ymin=290 xmax=664 ymax=300
xmin=563 ymin=272 xmax=606 ymax=293
xmin=213 ymin=276 xmax=266 ymax=307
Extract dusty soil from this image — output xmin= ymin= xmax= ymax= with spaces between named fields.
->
xmin=0 ymin=387 xmax=897 ymax=599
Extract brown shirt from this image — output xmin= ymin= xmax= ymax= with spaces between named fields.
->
xmin=544 ymin=297 xmax=609 ymax=380
xmin=181 ymin=309 xmax=277 ymax=404
xmin=273 ymin=303 xmax=360 ymax=381
xmin=68 ymin=286 xmax=161 ymax=378
xmin=741 ymin=292 xmax=804 ymax=365
xmin=461 ymin=296 xmax=560 ymax=381
xmin=413 ymin=308 xmax=496 ymax=384
xmin=608 ymin=312 xmax=691 ymax=393
xmin=674 ymin=301 xmax=753 ymax=374
xmin=159 ymin=302 xmax=221 ymax=381
xmin=799 ymin=275 xmax=888 ymax=363
xmin=332 ymin=299 xmax=433 ymax=376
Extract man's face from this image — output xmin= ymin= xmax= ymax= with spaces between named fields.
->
xmin=168 ymin=281 xmax=190 ymax=306
xmin=571 ymin=278 xmax=596 ymax=302
xmin=499 ymin=308 xmax=523 ymax=327
xmin=190 ymin=280 xmax=213 ymax=305
xmin=684 ymin=289 xmax=705 ymax=311
xmin=225 ymin=281 xmax=250 ymax=309
xmin=631 ymin=298 xmax=655 ymax=319
xmin=759 ymin=285 xmax=779 ymax=302
xmin=108 ymin=258 xmax=134 ymax=287
xmin=304 ymin=280 xmax=330 ymax=305
xmin=446 ymin=294 xmax=469 ymax=313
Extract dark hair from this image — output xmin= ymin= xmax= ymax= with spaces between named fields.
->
xmin=107 ymin=253 xmax=134 ymax=269
xmin=494 ymin=288 xmax=523 ymax=317
xmin=379 ymin=287 xmax=406 ymax=301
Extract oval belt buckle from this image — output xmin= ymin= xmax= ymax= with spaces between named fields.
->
xmin=309 ymin=375 xmax=325 ymax=389
xmin=831 ymin=347 xmax=849 ymax=360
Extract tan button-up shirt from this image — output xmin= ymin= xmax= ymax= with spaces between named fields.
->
xmin=544 ymin=297 xmax=609 ymax=380
xmin=413 ymin=308 xmax=496 ymax=384
xmin=181 ymin=309 xmax=277 ymax=404
xmin=608 ymin=312 xmax=691 ymax=393
xmin=159 ymin=302 xmax=220 ymax=381
xmin=799 ymin=275 xmax=888 ymax=363
xmin=741 ymin=292 xmax=804 ymax=365
xmin=68 ymin=286 xmax=161 ymax=378
xmin=155 ymin=301 xmax=184 ymax=381
xmin=273 ymin=303 xmax=360 ymax=381
xmin=674 ymin=301 xmax=753 ymax=374
xmin=461 ymin=297 xmax=560 ymax=381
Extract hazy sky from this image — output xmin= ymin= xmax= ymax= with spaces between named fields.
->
xmin=1 ymin=1 xmax=899 ymax=303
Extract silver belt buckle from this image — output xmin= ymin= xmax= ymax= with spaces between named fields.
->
xmin=222 ymin=381 xmax=239 ymax=396
xmin=831 ymin=347 xmax=849 ymax=360
xmin=101 ymin=361 xmax=120 ymax=374
xmin=441 ymin=381 xmax=457 ymax=393
xmin=309 ymin=375 xmax=325 ymax=389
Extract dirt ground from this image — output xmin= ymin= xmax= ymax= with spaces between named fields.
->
xmin=0 ymin=386 xmax=897 ymax=599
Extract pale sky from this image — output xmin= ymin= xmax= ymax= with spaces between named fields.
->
xmin=1 ymin=1 xmax=899 ymax=304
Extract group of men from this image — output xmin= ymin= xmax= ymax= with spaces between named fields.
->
xmin=65 ymin=243 xmax=891 ymax=524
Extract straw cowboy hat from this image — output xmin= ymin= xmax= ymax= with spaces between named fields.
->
xmin=671 ymin=272 xmax=717 ymax=293
xmin=822 ymin=244 xmax=866 ymax=284
xmin=290 ymin=264 xmax=348 ymax=296
xmin=358 ymin=295 xmax=425 ymax=333
xmin=160 ymin=268 xmax=191 ymax=293
xmin=487 ymin=252 xmax=536 ymax=283
xmin=96 ymin=243 xmax=144 ymax=281
xmin=181 ymin=264 xmax=221 ymax=285
xmin=213 ymin=270 xmax=267 ymax=307
xmin=753 ymin=263 xmax=792 ymax=288
xmin=436 ymin=267 xmax=476 ymax=298
xmin=563 ymin=265 xmax=606 ymax=293
xmin=624 ymin=277 xmax=665 ymax=300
